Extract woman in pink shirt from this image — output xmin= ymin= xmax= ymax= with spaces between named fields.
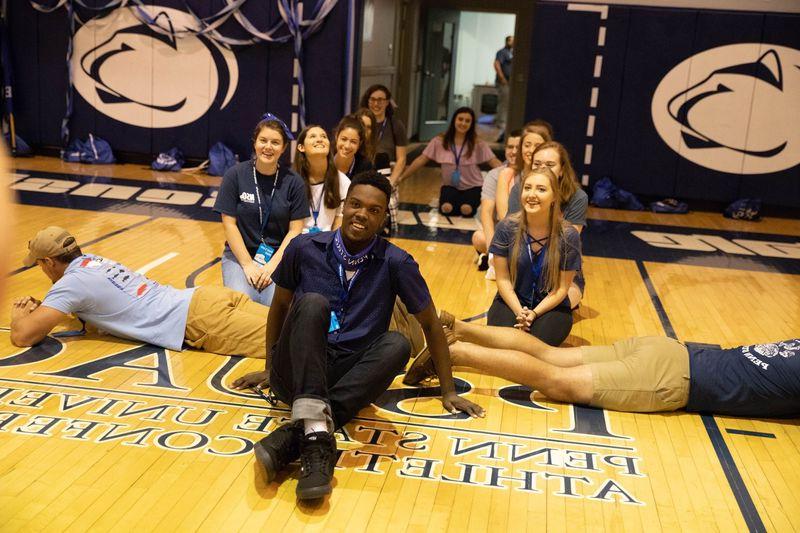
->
xmin=398 ymin=107 xmax=502 ymax=216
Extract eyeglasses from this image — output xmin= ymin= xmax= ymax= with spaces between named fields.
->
xmin=368 ymin=97 xmax=388 ymax=104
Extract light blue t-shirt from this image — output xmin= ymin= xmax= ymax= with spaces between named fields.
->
xmin=42 ymin=255 xmax=195 ymax=350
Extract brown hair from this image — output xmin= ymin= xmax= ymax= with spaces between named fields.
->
xmin=352 ymin=107 xmax=378 ymax=162
xmin=508 ymin=167 xmax=567 ymax=295
xmin=523 ymin=119 xmax=554 ymax=140
xmin=532 ymin=141 xmax=578 ymax=203
xmin=334 ymin=115 xmax=368 ymax=163
xmin=293 ymin=125 xmax=341 ymax=210
xmin=515 ymin=129 xmax=552 ymax=174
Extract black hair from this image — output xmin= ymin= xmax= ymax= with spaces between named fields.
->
xmin=359 ymin=84 xmax=394 ymax=118
xmin=251 ymin=118 xmax=289 ymax=146
xmin=347 ymin=171 xmax=392 ymax=207
xmin=441 ymin=106 xmax=477 ymax=158
xmin=508 ymin=128 xmax=522 ymax=139
xmin=54 ymin=237 xmax=82 ymax=264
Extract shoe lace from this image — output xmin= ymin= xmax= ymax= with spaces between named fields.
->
xmin=302 ymin=438 xmax=333 ymax=475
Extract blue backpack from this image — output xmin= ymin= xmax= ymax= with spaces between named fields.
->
xmin=152 ymin=147 xmax=185 ymax=171
xmin=650 ymin=198 xmax=688 ymax=214
xmin=591 ymin=177 xmax=644 ymax=211
xmin=724 ymin=198 xmax=761 ymax=221
xmin=208 ymin=142 xmax=237 ymax=176
xmin=4 ymin=133 xmax=32 ymax=156
xmin=61 ymin=134 xmax=115 ymax=164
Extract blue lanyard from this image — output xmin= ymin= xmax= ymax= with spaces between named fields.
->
xmin=377 ymin=118 xmax=389 ymax=142
xmin=311 ymin=183 xmax=324 ymax=228
xmin=525 ymin=234 xmax=547 ymax=300
xmin=252 ymin=162 xmax=279 ymax=237
xmin=450 ymin=142 xmax=466 ymax=169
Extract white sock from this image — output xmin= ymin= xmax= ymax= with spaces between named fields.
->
xmin=304 ymin=419 xmax=328 ymax=435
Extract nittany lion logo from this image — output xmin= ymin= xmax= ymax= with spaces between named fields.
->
xmin=752 ymin=340 xmax=800 ymax=359
xmin=652 ymin=44 xmax=800 ymax=174
xmin=72 ymin=6 xmax=238 ymax=128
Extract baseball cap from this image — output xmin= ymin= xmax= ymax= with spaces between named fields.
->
xmin=23 ymin=226 xmax=80 ymax=267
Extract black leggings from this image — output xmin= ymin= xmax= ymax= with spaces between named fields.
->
xmin=487 ymin=297 xmax=573 ymax=346
xmin=439 ymin=185 xmax=481 ymax=216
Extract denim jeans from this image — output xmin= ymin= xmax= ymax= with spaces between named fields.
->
xmin=220 ymin=247 xmax=275 ymax=306
xmin=269 ymin=293 xmax=411 ymax=431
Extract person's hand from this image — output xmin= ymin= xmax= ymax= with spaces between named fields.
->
xmin=255 ymin=262 xmax=276 ymax=291
xmin=499 ymin=77 xmax=508 ymax=86
xmin=514 ymin=307 xmax=536 ymax=332
xmin=442 ymin=391 xmax=485 ymax=418
xmin=11 ymin=296 xmax=39 ymax=320
xmin=232 ymin=370 xmax=269 ymax=390
xmin=242 ymin=262 xmax=263 ymax=289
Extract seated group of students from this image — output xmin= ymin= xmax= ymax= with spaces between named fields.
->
xmin=9 ymin=109 xmax=799 ymax=502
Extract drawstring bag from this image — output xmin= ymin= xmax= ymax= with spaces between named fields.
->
xmin=591 ymin=176 xmax=643 ymax=210
xmin=650 ymin=198 xmax=688 ymax=214
xmin=724 ymin=198 xmax=761 ymax=221
xmin=152 ymin=147 xmax=185 ymax=171
xmin=208 ymin=141 xmax=237 ymax=176
xmin=61 ymin=134 xmax=115 ymax=164
xmin=4 ymin=133 xmax=33 ymax=156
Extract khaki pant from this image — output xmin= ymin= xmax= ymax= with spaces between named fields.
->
xmin=389 ymin=297 xmax=426 ymax=358
xmin=184 ymin=286 xmax=268 ymax=358
xmin=580 ymin=336 xmax=690 ymax=413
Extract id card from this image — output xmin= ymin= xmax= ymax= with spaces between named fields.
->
xmin=253 ymin=243 xmax=275 ymax=266
xmin=308 ymin=225 xmax=321 ymax=234
xmin=452 ymin=169 xmax=461 ymax=187
xmin=328 ymin=310 xmax=340 ymax=333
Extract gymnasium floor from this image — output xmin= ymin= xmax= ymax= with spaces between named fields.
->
xmin=1 ymin=157 xmax=799 ymax=532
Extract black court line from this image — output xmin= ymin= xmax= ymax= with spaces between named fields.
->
xmin=185 ymin=257 xmax=221 ymax=288
xmin=635 ymin=262 xmax=766 ymax=532
xmin=462 ymin=311 xmax=487 ymax=323
xmin=0 ymin=376 xmax=635 ymax=451
xmin=726 ymin=429 xmax=776 ymax=439
xmin=9 ymin=216 xmax=157 ymax=276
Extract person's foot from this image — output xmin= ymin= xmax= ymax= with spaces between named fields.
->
xmin=403 ymin=319 xmax=456 ymax=386
xmin=253 ymin=421 xmax=303 ymax=483
xmin=296 ymin=431 xmax=337 ymax=500
xmin=477 ymin=253 xmax=489 ymax=271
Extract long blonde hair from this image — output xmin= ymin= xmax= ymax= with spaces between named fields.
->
xmin=508 ymin=167 xmax=565 ymax=295
xmin=532 ymin=141 xmax=578 ymax=204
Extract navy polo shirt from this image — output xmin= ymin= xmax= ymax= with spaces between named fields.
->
xmin=213 ymin=160 xmax=309 ymax=255
xmin=272 ymin=231 xmax=432 ymax=352
xmin=686 ymin=340 xmax=800 ymax=418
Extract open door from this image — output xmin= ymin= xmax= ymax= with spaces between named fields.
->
xmin=417 ymin=8 xmax=459 ymax=141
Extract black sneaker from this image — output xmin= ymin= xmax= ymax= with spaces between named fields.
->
xmin=296 ymin=431 xmax=337 ymax=500
xmin=253 ymin=421 xmax=303 ymax=483
xmin=477 ymin=253 xmax=489 ymax=271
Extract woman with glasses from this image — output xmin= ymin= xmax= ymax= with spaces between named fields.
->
xmin=398 ymin=107 xmax=502 ymax=217
xmin=213 ymin=115 xmax=309 ymax=306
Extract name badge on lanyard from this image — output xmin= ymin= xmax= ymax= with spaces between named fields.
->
xmin=252 ymin=162 xmax=279 ymax=264
xmin=451 ymin=142 xmax=466 ymax=187
xmin=526 ymin=235 xmax=547 ymax=301
xmin=328 ymin=229 xmax=377 ymax=333
xmin=309 ymin=183 xmax=325 ymax=234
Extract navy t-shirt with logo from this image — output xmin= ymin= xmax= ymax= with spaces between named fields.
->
xmin=686 ymin=339 xmax=800 ymax=418
xmin=272 ymin=231 xmax=432 ymax=353
xmin=213 ymin=160 xmax=309 ymax=255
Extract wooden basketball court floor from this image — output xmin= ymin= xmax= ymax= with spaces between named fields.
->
xmin=1 ymin=157 xmax=799 ymax=532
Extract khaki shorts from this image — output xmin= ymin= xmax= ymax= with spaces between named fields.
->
xmin=580 ymin=336 xmax=690 ymax=413
xmin=184 ymin=286 xmax=268 ymax=358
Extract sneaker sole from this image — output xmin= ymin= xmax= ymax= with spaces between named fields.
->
xmin=296 ymin=482 xmax=332 ymax=500
xmin=253 ymin=441 xmax=279 ymax=483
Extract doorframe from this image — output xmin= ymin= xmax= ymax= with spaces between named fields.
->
xmin=395 ymin=0 xmax=534 ymax=140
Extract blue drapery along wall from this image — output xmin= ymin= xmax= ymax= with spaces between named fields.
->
xmin=9 ymin=1 xmax=351 ymax=160
xmin=525 ymin=2 xmax=800 ymax=208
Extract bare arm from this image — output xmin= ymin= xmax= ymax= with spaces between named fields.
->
xmin=495 ymin=168 xmax=514 ymax=220
xmin=479 ymin=199 xmax=496 ymax=248
xmin=389 ymin=145 xmax=408 ymax=187
xmin=394 ymin=150 xmax=425 ymax=187
xmin=520 ymin=270 xmax=577 ymax=329
xmin=494 ymin=255 xmax=524 ymax=316
xmin=221 ymin=214 xmax=252 ymax=266
xmin=487 ymin=157 xmax=503 ymax=169
xmin=262 ymin=219 xmax=304 ymax=285
xmin=494 ymin=60 xmax=507 ymax=84
xmin=10 ymin=298 xmax=69 ymax=347
xmin=414 ymin=303 xmax=484 ymax=417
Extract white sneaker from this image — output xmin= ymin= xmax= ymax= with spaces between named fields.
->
xmin=485 ymin=264 xmax=496 ymax=280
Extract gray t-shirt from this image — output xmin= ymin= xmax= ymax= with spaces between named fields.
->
xmin=376 ymin=116 xmax=408 ymax=163
xmin=42 ymin=255 xmax=195 ymax=350
xmin=480 ymin=164 xmax=507 ymax=202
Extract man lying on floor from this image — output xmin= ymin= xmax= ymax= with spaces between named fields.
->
xmin=10 ymin=226 xmax=267 ymax=358
xmin=405 ymin=312 xmax=799 ymax=418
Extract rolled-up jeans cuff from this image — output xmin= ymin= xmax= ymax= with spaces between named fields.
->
xmin=291 ymin=396 xmax=334 ymax=433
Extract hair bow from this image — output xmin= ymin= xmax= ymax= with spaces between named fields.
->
xmin=261 ymin=113 xmax=295 ymax=141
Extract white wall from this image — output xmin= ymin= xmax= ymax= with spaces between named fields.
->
xmin=453 ymin=12 xmax=516 ymax=108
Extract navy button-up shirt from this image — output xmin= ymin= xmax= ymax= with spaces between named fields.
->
xmin=272 ymin=231 xmax=432 ymax=352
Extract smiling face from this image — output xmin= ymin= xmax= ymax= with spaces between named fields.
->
xmin=341 ymin=184 xmax=388 ymax=246
xmin=336 ymin=127 xmax=362 ymax=160
xmin=505 ymin=135 xmax=520 ymax=167
xmin=520 ymin=132 xmax=546 ymax=168
xmin=253 ymin=126 xmax=287 ymax=168
xmin=532 ymin=147 xmax=563 ymax=178
xmin=521 ymin=172 xmax=555 ymax=216
xmin=298 ymin=126 xmax=330 ymax=157
xmin=454 ymin=112 xmax=473 ymax=135
xmin=367 ymin=89 xmax=389 ymax=118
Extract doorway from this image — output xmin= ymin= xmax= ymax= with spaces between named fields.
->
xmin=417 ymin=9 xmax=516 ymax=142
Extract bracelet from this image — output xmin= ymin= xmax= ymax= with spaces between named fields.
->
xmin=531 ymin=310 xmax=539 ymax=320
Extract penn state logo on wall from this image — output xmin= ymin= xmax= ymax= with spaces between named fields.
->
xmin=72 ymin=6 xmax=239 ymax=128
xmin=651 ymin=44 xmax=800 ymax=174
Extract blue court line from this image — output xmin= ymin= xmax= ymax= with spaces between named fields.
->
xmin=635 ymin=262 xmax=766 ymax=532
xmin=0 ymin=376 xmax=635 ymax=451
xmin=8 ymin=216 xmax=157 ymax=276
xmin=725 ymin=429 xmax=776 ymax=439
